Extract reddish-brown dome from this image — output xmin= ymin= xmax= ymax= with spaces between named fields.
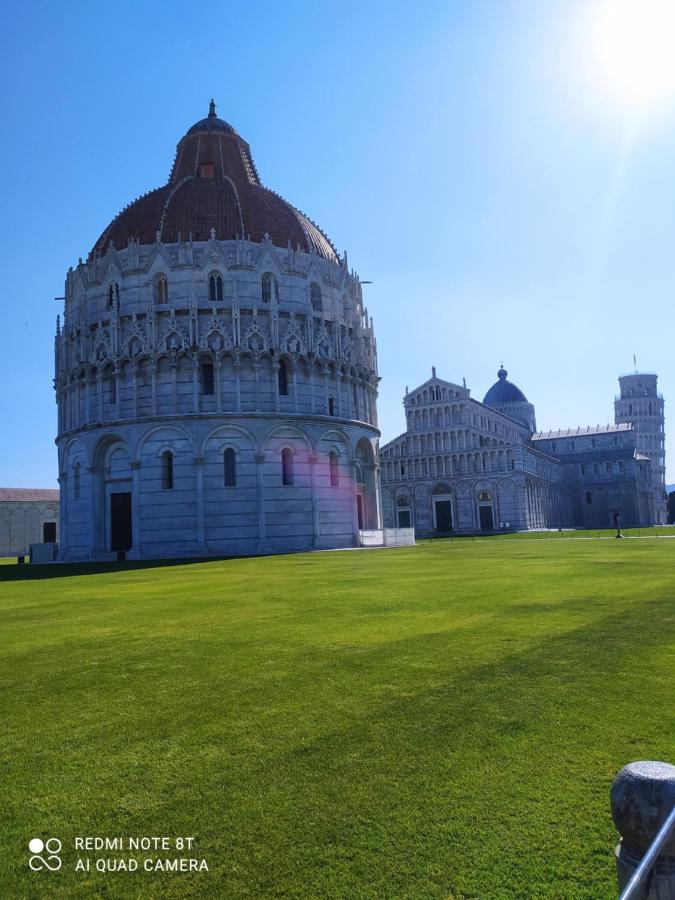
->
xmin=91 ymin=101 xmax=338 ymax=262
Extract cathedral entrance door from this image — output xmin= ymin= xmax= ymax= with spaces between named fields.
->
xmin=434 ymin=500 xmax=453 ymax=532
xmin=479 ymin=505 xmax=494 ymax=531
xmin=110 ymin=492 xmax=132 ymax=552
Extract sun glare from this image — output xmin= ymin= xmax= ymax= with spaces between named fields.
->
xmin=590 ymin=0 xmax=675 ymax=112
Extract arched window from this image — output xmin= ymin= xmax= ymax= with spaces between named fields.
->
xmin=155 ymin=274 xmax=169 ymax=305
xmin=278 ymin=358 xmax=289 ymax=396
xmin=329 ymin=451 xmax=339 ymax=488
xmin=161 ymin=450 xmax=174 ymax=490
xmin=209 ymin=272 xmax=224 ymax=302
xmin=73 ymin=460 xmax=81 ymax=499
xmin=107 ymin=282 xmax=120 ymax=311
xmin=224 ymin=448 xmax=236 ymax=487
xmin=201 ymin=362 xmax=215 ymax=395
xmin=261 ymin=272 xmax=278 ymax=303
xmin=310 ymin=282 xmax=322 ymax=312
xmin=107 ymin=368 xmax=117 ymax=404
xmin=281 ymin=448 xmax=294 ymax=486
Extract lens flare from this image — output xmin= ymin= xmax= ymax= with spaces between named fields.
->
xmin=590 ymin=0 xmax=675 ymax=111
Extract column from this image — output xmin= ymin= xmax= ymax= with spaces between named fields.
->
xmin=130 ymin=461 xmax=142 ymax=557
xmin=192 ymin=360 xmax=200 ymax=413
xmin=151 ymin=363 xmax=157 ymax=417
xmin=194 ymin=457 xmax=205 ymax=548
xmin=133 ymin=364 xmax=139 ymax=418
xmin=351 ymin=461 xmax=360 ymax=545
xmin=309 ymin=365 xmax=315 ymax=414
xmin=309 ymin=453 xmax=320 ymax=548
xmin=234 ymin=360 xmax=242 ymax=411
xmin=85 ymin=377 xmax=92 ymax=424
xmin=273 ymin=360 xmax=280 ymax=413
xmin=375 ymin=463 xmax=384 ymax=529
xmin=171 ymin=359 xmax=178 ymax=411
xmin=366 ymin=462 xmax=379 ymax=529
xmin=215 ymin=357 xmax=223 ymax=412
xmin=336 ymin=372 xmax=343 ymax=418
xmin=58 ymin=472 xmax=68 ymax=557
xmin=114 ymin=365 xmax=121 ymax=419
xmin=87 ymin=466 xmax=98 ymax=558
xmin=256 ymin=454 xmax=266 ymax=552
xmin=253 ymin=363 xmax=260 ymax=412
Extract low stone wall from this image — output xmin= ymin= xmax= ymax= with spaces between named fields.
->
xmin=358 ymin=528 xmax=415 ymax=547
xmin=30 ymin=543 xmax=59 ymax=563
xmin=383 ymin=528 xmax=415 ymax=546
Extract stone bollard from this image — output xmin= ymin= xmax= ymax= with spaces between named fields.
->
xmin=611 ymin=760 xmax=675 ymax=899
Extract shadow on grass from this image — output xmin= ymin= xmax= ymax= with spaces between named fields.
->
xmin=0 ymin=555 xmax=253 ymax=582
xmin=0 ymin=544 xmax=396 ymax=583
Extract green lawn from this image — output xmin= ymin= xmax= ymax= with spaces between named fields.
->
xmin=1 ymin=540 xmax=674 ymax=899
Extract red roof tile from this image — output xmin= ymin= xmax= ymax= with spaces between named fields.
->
xmin=91 ymin=102 xmax=338 ymax=262
xmin=0 ymin=488 xmax=60 ymax=503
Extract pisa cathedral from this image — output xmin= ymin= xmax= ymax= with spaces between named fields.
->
xmin=381 ymin=367 xmax=666 ymax=534
xmin=53 ymin=102 xmax=666 ymax=561
xmin=55 ymin=103 xmax=384 ymax=561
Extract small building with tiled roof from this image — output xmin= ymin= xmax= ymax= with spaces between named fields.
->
xmin=0 ymin=489 xmax=59 ymax=557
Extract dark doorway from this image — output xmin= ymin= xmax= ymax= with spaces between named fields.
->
xmin=435 ymin=500 xmax=453 ymax=532
xmin=110 ymin=492 xmax=132 ymax=551
xmin=43 ymin=522 xmax=57 ymax=543
xmin=479 ymin=505 xmax=494 ymax=531
xmin=397 ymin=509 xmax=411 ymax=528
xmin=356 ymin=494 xmax=365 ymax=530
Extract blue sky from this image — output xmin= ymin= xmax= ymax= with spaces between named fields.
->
xmin=2 ymin=0 xmax=675 ymax=487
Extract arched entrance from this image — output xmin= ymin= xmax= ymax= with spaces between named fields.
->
xmin=477 ymin=490 xmax=494 ymax=531
xmin=432 ymin=483 xmax=454 ymax=533
xmin=396 ymin=495 xmax=412 ymax=528
xmin=95 ymin=439 xmax=133 ymax=553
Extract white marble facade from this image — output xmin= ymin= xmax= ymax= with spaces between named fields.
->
xmin=55 ymin=107 xmax=382 ymax=561
xmin=381 ymin=368 xmax=664 ymax=533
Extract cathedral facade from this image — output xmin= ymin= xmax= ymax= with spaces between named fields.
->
xmin=55 ymin=103 xmax=382 ymax=561
xmin=381 ymin=367 xmax=665 ymax=534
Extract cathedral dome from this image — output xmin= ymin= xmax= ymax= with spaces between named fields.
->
xmin=91 ymin=100 xmax=337 ymax=262
xmin=483 ymin=366 xmax=528 ymax=406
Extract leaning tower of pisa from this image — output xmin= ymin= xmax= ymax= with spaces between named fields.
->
xmin=614 ymin=372 xmax=666 ymax=524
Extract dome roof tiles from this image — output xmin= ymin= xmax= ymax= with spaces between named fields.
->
xmin=91 ymin=101 xmax=338 ymax=262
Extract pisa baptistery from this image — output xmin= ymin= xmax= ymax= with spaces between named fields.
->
xmin=55 ymin=102 xmax=381 ymax=561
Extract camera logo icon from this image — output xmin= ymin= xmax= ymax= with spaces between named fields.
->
xmin=28 ymin=837 xmax=62 ymax=871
